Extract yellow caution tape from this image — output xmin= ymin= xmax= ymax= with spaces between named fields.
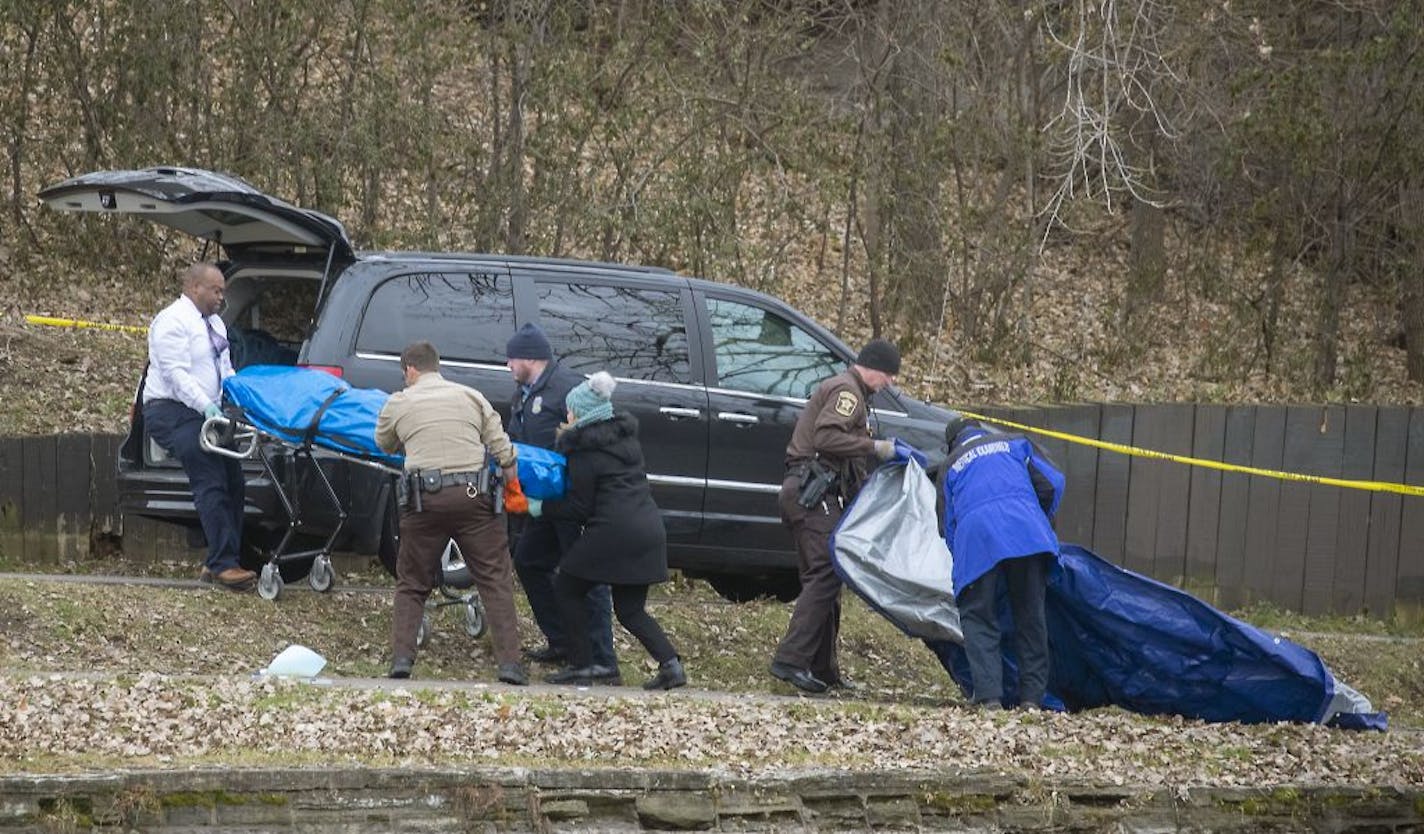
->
xmin=952 ymin=407 xmax=1424 ymax=498
xmin=24 ymin=314 xmax=148 ymax=335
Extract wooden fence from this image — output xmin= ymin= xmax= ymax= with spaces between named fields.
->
xmin=978 ymin=404 xmax=1424 ymax=622
xmin=2 ymin=405 xmax=1422 ymax=619
xmin=0 ymin=434 xmax=200 ymax=570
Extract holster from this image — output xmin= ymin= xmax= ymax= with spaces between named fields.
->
xmin=794 ymin=457 xmax=839 ymax=509
xmin=396 ymin=471 xmax=423 ymax=513
xmin=419 ymin=468 xmax=444 ymax=494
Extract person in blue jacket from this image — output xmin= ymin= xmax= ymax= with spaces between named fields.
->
xmin=938 ymin=416 xmax=1065 ymax=710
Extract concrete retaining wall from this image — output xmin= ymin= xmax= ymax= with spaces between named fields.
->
xmin=1 ymin=767 xmax=1420 ymax=832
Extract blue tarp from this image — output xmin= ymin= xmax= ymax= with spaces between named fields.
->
xmin=223 ymin=365 xmax=568 ymax=497
xmin=833 ymin=460 xmax=1385 ymax=730
xmin=223 ymin=365 xmax=401 ymax=465
xmin=926 ymin=545 xmax=1385 ymax=729
xmin=499 ymin=443 xmax=567 ymax=500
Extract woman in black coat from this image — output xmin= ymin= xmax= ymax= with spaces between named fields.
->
xmin=523 ymin=371 xmax=686 ymax=690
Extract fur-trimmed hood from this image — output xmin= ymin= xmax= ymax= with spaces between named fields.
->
xmin=556 ymin=411 xmax=642 ymax=465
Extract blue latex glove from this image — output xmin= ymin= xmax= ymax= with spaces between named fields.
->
xmin=892 ymin=438 xmax=928 ymax=469
xmin=527 ymin=497 xmax=543 ymax=518
xmin=203 ymin=403 xmax=222 ymax=419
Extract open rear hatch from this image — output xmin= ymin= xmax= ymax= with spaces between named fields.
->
xmin=39 ymin=166 xmax=352 ymax=475
xmin=39 ymin=166 xmax=352 ymax=261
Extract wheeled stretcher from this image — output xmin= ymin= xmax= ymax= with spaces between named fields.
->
xmin=199 ymin=365 xmax=405 ymax=600
xmin=197 ymin=366 xmax=563 ymax=653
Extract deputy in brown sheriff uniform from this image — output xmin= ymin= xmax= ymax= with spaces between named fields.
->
xmin=375 ymin=341 xmax=528 ymax=684
xmin=769 ymin=338 xmax=901 ymax=694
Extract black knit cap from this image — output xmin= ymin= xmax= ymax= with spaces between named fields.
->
xmin=505 ymin=323 xmax=553 ymax=360
xmin=944 ymin=414 xmax=978 ymax=447
xmin=855 ymin=338 xmax=900 ymax=375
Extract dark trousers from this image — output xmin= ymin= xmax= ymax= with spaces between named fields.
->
xmin=772 ymin=477 xmax=843 ymax=681
xmin=958 ymin=552 xmax=1052 ymax=707
xmin=392 ymin=488 xmax=521 ymax=666
xmin=512 ymin=515 xmax=618 ymax=667
xmin=554 ymin=572 xmax=676 ymax=668
xmin=143 ymin=399 xmax=244 ymax=573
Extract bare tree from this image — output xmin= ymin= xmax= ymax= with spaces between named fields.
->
xmin=1036 ymin=0 xmax=1182 ymax=241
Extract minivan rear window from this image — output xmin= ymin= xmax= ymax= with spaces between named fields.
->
xmin=536 ymin=281 xmax=691 ymax=384
xmin=356 ymin=272 xmax=514 ymax=363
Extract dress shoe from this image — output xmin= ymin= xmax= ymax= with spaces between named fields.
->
xmin=389 ymin=656 xmax=414 ymax=679
xmin=214 ymin=567 xmax=257 ymax=591
xmin=522 ymin=644 xmax=567 ymax=665
xmin=545 ymin=664 xmax=620 ymax=686
xmin=497 ymin=662 xmax=529 ymax=686
xmin=769 ymin=661 xmax=828 ymax=694
xmin=642 ymin=657 xmax=687 ymax=691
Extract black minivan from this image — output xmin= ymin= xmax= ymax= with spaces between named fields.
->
xmin=41 ymin=166 xmax=953 ymax=600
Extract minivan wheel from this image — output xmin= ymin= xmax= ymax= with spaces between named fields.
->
xmin=705 ymin=574 xmax=801 ymax=603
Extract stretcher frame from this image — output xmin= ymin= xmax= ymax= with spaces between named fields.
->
xmin=199 ymin=411 xmax=394 ymax=599
xmin=196 ymin=411 xmax=490 ymax=639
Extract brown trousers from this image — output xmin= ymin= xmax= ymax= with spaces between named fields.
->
xmin=771 ymin=474 xmax=844 ymax=680
xmin=391 ymin=487 xmax=521 ymax=666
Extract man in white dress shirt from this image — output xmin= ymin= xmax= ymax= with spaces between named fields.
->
xmin=142 ymin=263 xmax=255 ymax=591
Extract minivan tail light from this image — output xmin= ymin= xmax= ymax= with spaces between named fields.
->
xmin=302 ymin=364 xmax=344 ymax=378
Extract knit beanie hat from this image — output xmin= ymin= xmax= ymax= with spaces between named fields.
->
xmin=506 ymin=323 xmax=553 ymax=360
xmin=855 ymin=338 xmax=901 ymax=375
xmin=566 ymin=371 xmax=617 ymax=427
xmin=944 ymin=415 xmax=979 ymax=448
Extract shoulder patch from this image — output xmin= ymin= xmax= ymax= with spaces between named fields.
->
xmin=833 ymin=390 xmax=859 ymax=417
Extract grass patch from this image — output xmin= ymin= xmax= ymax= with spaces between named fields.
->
xmin=0 ymin=575 xmax=1417 ymax=730
xmin=1229 ymin=601 xmax=1424 ymax=638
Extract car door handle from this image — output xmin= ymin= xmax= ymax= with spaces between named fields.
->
xmin=659 ymin=406 xmax=702 ymax=420
xmin=716 ymin=412 xmax=759 ymax=426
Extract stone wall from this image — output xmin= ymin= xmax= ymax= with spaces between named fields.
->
xmin=1 ymin=767 xmax=1420 ymax=832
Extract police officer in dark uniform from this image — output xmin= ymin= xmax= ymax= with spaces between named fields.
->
xmin=504 ymin=323 xmax=619 ymax=677
xmin=376 ymin=341 xmax=527 ymax=684
xmin=769 ymin=338 xmax=902 ymax=693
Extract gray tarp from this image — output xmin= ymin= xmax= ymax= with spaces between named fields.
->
xmin=832 ymin=459 xmax=962 ymax=644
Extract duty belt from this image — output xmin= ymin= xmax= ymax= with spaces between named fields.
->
xmin=414 ymin=468 xmax=492 ymax=499
xmin=434 ymin=470 xmax=484 ymax=489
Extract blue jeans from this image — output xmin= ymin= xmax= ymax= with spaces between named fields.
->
xmin=143 ymin=399 xmax=245 ymax=573
xmin=512 ymin=515 xmax=617 ymax=667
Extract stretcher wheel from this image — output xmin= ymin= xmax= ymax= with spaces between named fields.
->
xmin=257 ymin=563 xmax=284 ymax=601
xmin=308 ymin=555 xmax=335 ymax=593
xmin=416 ymin=613 xmax=431 ymax=648
xmin=463 ymin=597 xmax=487 ymax=639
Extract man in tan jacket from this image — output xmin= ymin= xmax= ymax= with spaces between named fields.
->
xmin=375 ymin=341 xmax=526 ymax=684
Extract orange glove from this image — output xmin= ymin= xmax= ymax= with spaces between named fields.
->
xmin=504 ymin=473 xmax=529 ymax=514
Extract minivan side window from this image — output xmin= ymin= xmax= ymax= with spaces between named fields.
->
xmin=536 ymin=282 xmax=691 ymax=383
xmin=356 ymin=272 xmax=514 ymax=362
xmin=707 ymin=297 xmax=843 ymax=399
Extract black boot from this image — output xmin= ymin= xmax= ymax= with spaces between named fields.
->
xmin=642 ymin=656 xmax=687 ymax=691
xmin=545 ymin=664 xmax=619 ymax=686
